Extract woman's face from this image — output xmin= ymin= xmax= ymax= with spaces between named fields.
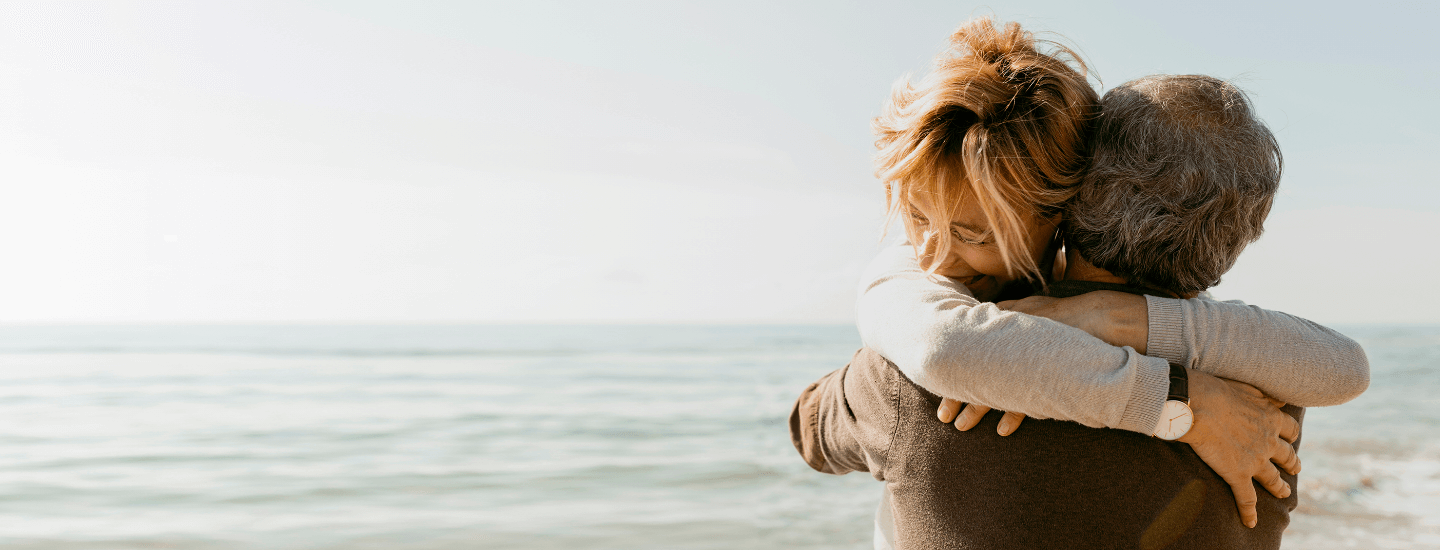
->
xmin=908 ymin=196 xmax=1060 ymax=290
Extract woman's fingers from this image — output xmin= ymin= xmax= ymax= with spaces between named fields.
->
xmin=1254 ymin=463 xmax=1292 ymax=500
xmin=955 ymin=403 xmax=990 ymax=431
xmin=1224 ymin=475 xmax=1260 ymax=528
xmin=993 ymin=296 xmax=1060 ymax=315
xmin=937 ymin=398 xmax=963 ymax=423
xmin=997 ymin=411 xmax=1026 ymax=436
xmin=938 ymin=401 xmax=1022 ymax=434
xmin=1272 ymin=438 xmax=1301 ymax=475
xmin=1276 ymin=412 xmax=1301 ymax=444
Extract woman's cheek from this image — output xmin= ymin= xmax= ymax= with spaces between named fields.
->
xmin=932 ymin=254 xmax=983 ymax=278
xmin=959 ymin=249 xmax=1010 ymax=280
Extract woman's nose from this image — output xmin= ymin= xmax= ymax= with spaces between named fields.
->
xmin=917 ymin=232 xmax=944 ymax=269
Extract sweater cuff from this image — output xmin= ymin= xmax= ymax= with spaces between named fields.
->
xmin=1117 ymin=354 xmax=1170 ymax=435
xmin=1145 ymin=295 xmax=1186 ymax=366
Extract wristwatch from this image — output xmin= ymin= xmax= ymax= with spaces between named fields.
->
xmin=1152 ymin=364 xmax=1194 ymax=441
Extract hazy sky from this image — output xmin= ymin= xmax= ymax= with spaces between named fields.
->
xmin=0 ymin=1 xmax=1435 ymax=324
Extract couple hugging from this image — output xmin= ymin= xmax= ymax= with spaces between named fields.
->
xmin=789 ymin=17 xmax=1369 ymax=550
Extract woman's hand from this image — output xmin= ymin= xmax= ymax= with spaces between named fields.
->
xmin=1179 ymin=370 xmax=1301 ymax=528
xmin=937 ymin=398 xmax=1027 ymax=436
xmin=997 ymin=291 xmax=1149 ymax=353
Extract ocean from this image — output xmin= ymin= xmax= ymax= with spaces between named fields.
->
xmin=0 ymin=324 xmax=1432 ymax=549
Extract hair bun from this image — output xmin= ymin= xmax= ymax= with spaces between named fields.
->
xmin=872 ymin=17 xmax=1099 ymax=280
xmin=948 ymin=18 xmax=1031 ymax=63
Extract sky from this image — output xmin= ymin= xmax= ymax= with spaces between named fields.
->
xmin=0 ymin=0 xmax=1435 ymax=324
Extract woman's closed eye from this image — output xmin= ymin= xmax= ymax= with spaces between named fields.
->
xmin=951 ymin=227 xmax=992 ymax=246
xmin=910 ymin=206 xmax=990 ymax=246
xmin=909 ymin=210 xmax=929 ymax=226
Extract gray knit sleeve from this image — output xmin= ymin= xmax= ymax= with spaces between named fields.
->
xmin=1143 ymin=295 xmax=1369 ymax=406
xmin=858 ymin=244 xmax=1169 ymax=434
xmin=1145 ymin=295 xmax=1186 ymax=366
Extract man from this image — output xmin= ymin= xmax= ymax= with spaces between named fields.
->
xmin=792 ymin=75 xmax=1324 ymax=549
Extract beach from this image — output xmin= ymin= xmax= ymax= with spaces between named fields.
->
xmin=0 ymin=324 xmax=1432 ymax=549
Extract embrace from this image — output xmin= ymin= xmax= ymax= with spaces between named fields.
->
xmin=788 ymin=18 xmax=1369 ymax=550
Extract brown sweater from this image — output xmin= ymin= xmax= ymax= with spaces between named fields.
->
xmin=791 ymin=282 xmax=1304 ymax=549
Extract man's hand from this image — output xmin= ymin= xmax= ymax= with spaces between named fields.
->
xmin=1179 ymin=370 xmax=1301 ymax=528
xmin=937 ymin=398 xmax=1027 ymax=436
xmin=997 ymin=291 xmax=1149 ymax=353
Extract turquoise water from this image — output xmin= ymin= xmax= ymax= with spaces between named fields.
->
xmin=0 ymin=325 xmax=1432 ymax=549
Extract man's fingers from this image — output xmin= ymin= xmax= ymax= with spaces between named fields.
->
xmin=937 ymin=398 xmax=962 ymax=423
xmin=955 ymin=404 xmax=991 ymax=431
xmin=997 ymin=411 xmax=1026 ymax=436
xmin=1272 ymin=438 xmax=1301 ymax=475
xmin=995 ymin=300 xmax=1016 ymax=311
xmin=1225 ymin=477 xmax=1260 ymax=528
xmin=1255 ymin=464 xmax=1292 ymax=500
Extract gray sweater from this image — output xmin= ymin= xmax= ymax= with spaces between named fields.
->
xmin=856 ymin=244 xmax=1369 ymax=434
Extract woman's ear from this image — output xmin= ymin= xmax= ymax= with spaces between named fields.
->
xmin=1043 ymin=213 xmax=1064 ymax=232
xmin=1037 ymin=224 xmax=1065 ymax=283
xmin=1050 ymin=241 xmax=1068 ymax=282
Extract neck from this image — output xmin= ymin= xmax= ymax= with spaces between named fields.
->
xmin=1062 ymin=247 xmax=1128 ymax=285
xmin=1061 ymin=247 xmax=1194 ymax=299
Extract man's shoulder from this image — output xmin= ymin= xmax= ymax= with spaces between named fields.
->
xmin=851 ymin=346 xmax=894 ymax=367
xmin=845 ymin=347 xmax=902 ymax=380
xmin=842 ymin=347 xmax=906 ymax=408
xmin=847 ymin=348 xmax=942 ymax=412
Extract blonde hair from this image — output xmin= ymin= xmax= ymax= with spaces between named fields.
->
xmin=874 ymin=18 xmax=1100 ymax=279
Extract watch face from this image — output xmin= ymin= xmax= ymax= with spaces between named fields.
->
xmin=1154 ymin=400 xmax=1194 ymax=441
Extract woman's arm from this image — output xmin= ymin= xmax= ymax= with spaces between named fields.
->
xmin=1148 ymin=295 xmax=1369 ymax=406
xmin=995 ymin=291 xmax=1370 ymax=407
xmin=859 ymin=243 xmax=1371 ymax=432
xmin=857 ymin=244 xmax=1171 ymax=435
xmin=862 ymin=244 xmax=1314 ymax=525
xmin=1179 ymin=369 xmax=1302 ymax=529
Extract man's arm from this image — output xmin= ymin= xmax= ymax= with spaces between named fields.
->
xmin=789 ymin=351 xmax=897 ymax=480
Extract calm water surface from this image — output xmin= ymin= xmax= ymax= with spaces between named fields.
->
xmin=0 ymin=325 xmax=1432 ymax=549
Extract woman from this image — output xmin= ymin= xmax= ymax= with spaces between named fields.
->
xmin=852 ymin=16 xmax=1366 ymax=532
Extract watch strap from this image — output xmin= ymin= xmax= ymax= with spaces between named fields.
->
xmin=1167 ymin=363 xmax=1189 ymax=404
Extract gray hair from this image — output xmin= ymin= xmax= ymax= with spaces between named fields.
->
xmin=1065 ymin=75 xmax=1282 ymax=295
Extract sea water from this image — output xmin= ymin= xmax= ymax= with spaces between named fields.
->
xmin=0 ymin=324 xmax=1432 ymax=549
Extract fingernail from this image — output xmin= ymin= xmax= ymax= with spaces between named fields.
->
xmin=1247 ymin=519 xmax=1256 ymax=528
xmin=997 ymin=421 xmax=1013 ymax=436
xmin=1283 ymin=484 xmax=1292 ymax=498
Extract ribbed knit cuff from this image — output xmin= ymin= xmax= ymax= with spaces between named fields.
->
xmin=1145 ymin=295 xmax=1186 ymax=366
xmin=1117 ymin=355 xmax=1170 ymax=435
